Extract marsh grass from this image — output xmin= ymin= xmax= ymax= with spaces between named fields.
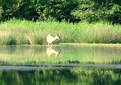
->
xmin=0 ymin=19 xmax=121 ymax=45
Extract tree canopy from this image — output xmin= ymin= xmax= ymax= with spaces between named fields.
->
xmin=0 ymin=0 xmax=121 ymax=24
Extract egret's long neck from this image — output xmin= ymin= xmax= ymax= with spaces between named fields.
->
xmin=53 ymin=37 xmax=59 ymax=41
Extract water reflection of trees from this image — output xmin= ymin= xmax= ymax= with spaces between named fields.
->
xmin=0 ymin=68 xmax=120 ymax=85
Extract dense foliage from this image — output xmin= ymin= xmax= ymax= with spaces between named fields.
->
xmin=0 ymin=0 xmax=121 ymax=24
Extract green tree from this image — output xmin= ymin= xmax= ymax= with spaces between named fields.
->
xmin=73 ymin=0 xmax=121 ymax=24
xmin=36 ymin=0 xmax=79 ymax=22
xmin=0 ymin=0 xmax=121 ymax=24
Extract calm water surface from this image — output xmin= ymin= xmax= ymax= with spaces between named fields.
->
xmin=0 ymin=45 xmax=121 ymax=85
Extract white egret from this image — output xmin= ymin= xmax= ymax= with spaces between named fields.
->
xmin=47 ymin=34 xmax=60 ymax=45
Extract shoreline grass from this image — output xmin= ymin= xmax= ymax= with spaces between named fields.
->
xmin=60 ymin=43 xmax=121 ymax=47
xmin=0 ymin=19 xmax=121 ymax=45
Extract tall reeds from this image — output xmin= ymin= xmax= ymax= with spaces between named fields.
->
xmin=0 ymin=19 xmax=121 ymax=45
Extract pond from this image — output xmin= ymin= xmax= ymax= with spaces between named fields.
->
xmin=0 ymin=45 xmax=121 ymax=65
xmin=0 ymin=45 xmax=121 ymax=85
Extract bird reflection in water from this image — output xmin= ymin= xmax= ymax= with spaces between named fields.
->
xmin=46 ymin=46 xmax=61 ymax=57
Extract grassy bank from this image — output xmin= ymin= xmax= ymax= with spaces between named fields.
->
xmin=0 ymin=19 xmax=121 ymax=45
